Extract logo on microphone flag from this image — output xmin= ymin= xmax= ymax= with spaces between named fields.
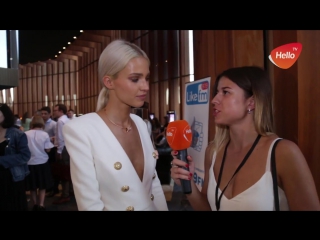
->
xmin=166 ymin=120 xmax=192 ymax=150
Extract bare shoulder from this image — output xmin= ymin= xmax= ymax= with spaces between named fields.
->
xmin=260 ymin=134 xmax=306 ymax=171
xmin=271 ymin=137 xmax=320 ymax=210
xmin=262 ymin=134 xmax=302 ymax=158
xmin=272 ymin=137 xmax=310 ymax=181
xmin=274 ymin=138 xmax=305 ymax=163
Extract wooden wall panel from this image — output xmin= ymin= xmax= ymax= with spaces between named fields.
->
xmin=179 ymin=31 xmax=191 ymax=121
xmin=193 ymin=30 xmax=211 ymax=80
xmin=157 ymin=31 xmax=166 ymax=122
xmin=160 ymin=81 xmax=169 ymax=125
xmin=140 ymin=33 xmax=150 ymax=105
xmin=149 ymin=31 xmax=159 ymax=118
xmin=32 ymin=65 xmax=38 ymax=111
xmin=149 ymin=31 xmax=159 ymax=83
xmin=71 ymin=36 xmax=103 ymax=99
xmin=134 ymin=30 xmax=141 ymax=40
xmin=26 ymin=65 xmax=33 ymax=115
xmin=17 ymin=66 xmax=25 ymax=115
xmin=171 ymin=30 xmax=180 ymax=120
xmin=64 ymin=44 xmax=92 ymax=112
xmin=39 ymin=63 xmax=48 ymax=108
xmin=267 ymin=30 xmax=298 ymax=143
xmin=232 ymin=30 xmax=264 ymax=68
xmin=22 ymin=67 xmax=28 ymax=113
xmin=46 ymin=63 xmax=53 ymax=108
xmin=267 ymin=30 xmax=320 ymax=198
xmin=120 ymin=30 xmax=128 ymax=41
xmin=13 ymin=86 xmax=18 ymax=114
xmin=78 ymin=32 xmax=110 ymax=54
xmin=16 ymin=31 xmax=107 ymax=116
xmin=61 ymin=49 xmax=85 ymax=113
xmin=150 ymin=82 xmax=159 ymax=120
xmin=58 ymin=61 xmax=64 ymax=106
xmin=52 ymin=61 xmax=59 ymax=106
xmin=69 ymin=59 xmax=77 ymax=113
xmin=193 ymin=30 xmax=264 ymax=142
xmin=296 ymin=30 xmax=320 ymax=196
xmin=148 ymin=32 xmax=155 ymax=114
xmin=62 ymin=59 xmax=70 ymax=108
xmin=35 ymin=64 xmax=43 ymax=109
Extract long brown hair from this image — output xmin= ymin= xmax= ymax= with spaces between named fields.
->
xmin=211 ymin=66 xmax=274 ymax=152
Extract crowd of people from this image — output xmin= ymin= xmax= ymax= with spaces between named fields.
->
xmin=0 ymin=104 xmax=77 ymax=211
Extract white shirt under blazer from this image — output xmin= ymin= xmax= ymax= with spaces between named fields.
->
xmin=62 ymin=113 xmax=168 ymax=211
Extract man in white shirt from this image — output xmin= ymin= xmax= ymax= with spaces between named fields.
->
xmin=41 ymin=106 xmax=59 ymax=197
xmin=67 ymin=109 xmax=77 ymax=120
xmin=41 ymin=106 xmax=56 ymax=139
xmin=52 ymin=104 xmax=72 ymax=204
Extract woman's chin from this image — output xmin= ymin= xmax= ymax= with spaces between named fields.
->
xmin=131 ymin=102 xmax=145 ymax=108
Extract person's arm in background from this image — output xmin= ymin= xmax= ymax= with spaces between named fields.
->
xmin=50 ymin=121 xmax=57 ymax=144
xmin=44 ymin=132 xmax=54 ymax=153
xmin=0 ymin=132 xmax=31 ymax=168
xmin=56 ymin=120 xmax=64 ymax=158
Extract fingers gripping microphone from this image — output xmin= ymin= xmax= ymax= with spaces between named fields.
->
xmin=166 ymin=120 xmax=193 ymax=194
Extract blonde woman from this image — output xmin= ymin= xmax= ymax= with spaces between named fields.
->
xmin=171 ymin=66 xmax=320 ymax=211
xmin=63 ymin=39 xmax=168 ymax=211
xmin=25 ymin=115 xmax=54 ymax=211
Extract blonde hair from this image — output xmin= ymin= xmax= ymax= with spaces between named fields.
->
xmin=30 ymin=115 xmax=45 ymax=129
xmin=96 ymin=39 xmax=150 ymax=112
xmin=211 ymin=66 xmax=274 ymax=152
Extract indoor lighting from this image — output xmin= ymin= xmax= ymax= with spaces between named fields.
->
xmin=189 ymin=30 xmax=194 ymax=82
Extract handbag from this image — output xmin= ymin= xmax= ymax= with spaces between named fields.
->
xmin=271 ymin=138 xmax=282 ymax=211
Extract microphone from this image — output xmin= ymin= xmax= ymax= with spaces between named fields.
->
xmin=166 ymin=120 xmax=193 ymax=194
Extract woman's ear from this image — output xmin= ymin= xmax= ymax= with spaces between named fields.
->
xmin=102 ymin=76 xmax=114 ymax=89
xmin=247 ymin=96 xmax=255 ymax=111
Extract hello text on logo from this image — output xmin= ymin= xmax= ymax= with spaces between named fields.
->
xmin=268 ymin=42 xmax=302 ymax=69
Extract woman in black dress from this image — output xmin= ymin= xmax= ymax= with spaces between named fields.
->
xmin=0 ymin=104 xmax=31 ymax=211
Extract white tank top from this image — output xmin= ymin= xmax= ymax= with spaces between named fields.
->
xmin=207 ymin=138 xmax=289 ymax=211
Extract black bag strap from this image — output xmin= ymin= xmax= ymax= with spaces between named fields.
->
xmin=271 ymin=138 xmax=282 ymax=211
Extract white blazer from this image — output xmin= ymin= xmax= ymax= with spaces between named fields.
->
xmin=62 ymin=113 xmax=168 ymax=211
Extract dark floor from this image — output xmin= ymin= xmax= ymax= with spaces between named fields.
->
xmin=27 ymin=182 xmax=194 ymax=211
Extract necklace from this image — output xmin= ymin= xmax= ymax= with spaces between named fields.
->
xmin=106 ymin=115 xmax=132 ymax=133
xmin=215 ymin=134 xmax=261 ymax=211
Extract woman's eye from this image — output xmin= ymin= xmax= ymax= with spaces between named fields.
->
xmin=223 ymin=90 xmax=228 ymax=95
xmin=131 ymin=78 xmax=139 ymax=83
